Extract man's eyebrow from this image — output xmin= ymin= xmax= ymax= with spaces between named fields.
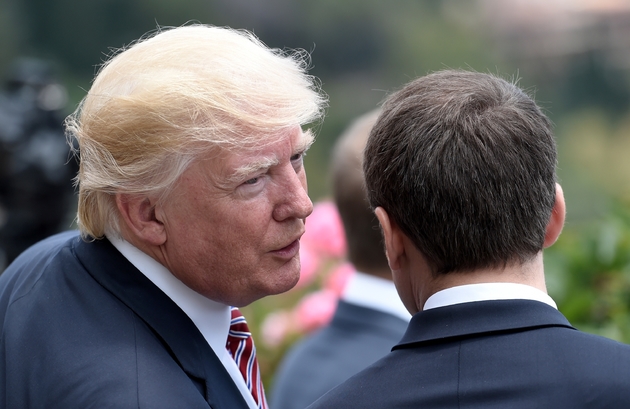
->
xmin=223 ymin=130 xmax=314 ymax=185
xmin=225 ymin=156 xmax=280 ymax=185
xmin=298 ymin=130 xmax=315 ymax=153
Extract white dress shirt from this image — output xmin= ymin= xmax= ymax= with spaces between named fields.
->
xmin=107 ymin=235 xmax=257 ymax=409
xmin=342 ymin=271 xmax=412 ymax=322
xmin=423 ymin=282 xmax=558 ymax=311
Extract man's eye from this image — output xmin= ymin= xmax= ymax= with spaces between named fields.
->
xmin=291 ymin=152 xmax=303 ymax=162
xmin=244 ymin=177 xmax=259 ymax=185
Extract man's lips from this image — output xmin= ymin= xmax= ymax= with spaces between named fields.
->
xmin=271 ymin=239 xmax=301 ymax=259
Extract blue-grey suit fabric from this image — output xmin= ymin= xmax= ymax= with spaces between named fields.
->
xmin=307 ymin=299 xmax=630 ymax=409
xmin=0 ymin=231 xmax=249 ymax=409
xmin=271 ymin=300 xmax=408 ymax=409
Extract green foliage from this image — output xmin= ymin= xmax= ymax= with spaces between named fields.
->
xmin=546 ymin=200 xmax=630 ymax=343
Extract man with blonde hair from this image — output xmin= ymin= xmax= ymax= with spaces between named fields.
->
xmin=0 ymin=25 xmax=325 ymax=408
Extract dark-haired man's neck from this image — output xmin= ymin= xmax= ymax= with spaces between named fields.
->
xmin=419 ymin=252 xmax=548 ymax=310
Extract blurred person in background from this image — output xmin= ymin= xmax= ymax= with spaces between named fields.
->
xmin=308 ymin=70 xmax=630 ymax=409
xmin=0 ymin=25 xmax=325 ymax=409
xmin=0 ymin=58 xmax=76 ymax=270
xmin=271 ymin=109 xmax=410 ymax=409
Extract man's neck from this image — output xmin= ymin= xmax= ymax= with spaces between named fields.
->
xmin=421 ymin=253 xmax=547 ymax=309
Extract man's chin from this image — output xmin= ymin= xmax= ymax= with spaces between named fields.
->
xmin=273 ymin=270 xmax=301 ymax=295
xmin=236 ymin=260 xmax=301 ymax=305
xmin=269 ymin=262 xmax=301 ymax=295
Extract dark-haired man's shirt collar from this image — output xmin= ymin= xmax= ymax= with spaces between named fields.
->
xmin=423 ymin=283 xmax=557 ymax=311
xmin=106 ymin=234 xmax=258 ymax=409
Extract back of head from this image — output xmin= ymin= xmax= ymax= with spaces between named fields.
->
xmin=364 ymin=70 xmax=557 ymax=274
xmin=331 ymin=109 xmax=389 ymax=276
xmin=65 ymin=24 xmax=326 ymax=239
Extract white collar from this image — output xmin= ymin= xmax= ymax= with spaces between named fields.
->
xmin=106 ymin=235 xmax=258 ymax=409
xmin=423 ymin=282 xmax=557 ymax=311
xmin=342 ymin=271 xmax=411 ymax=322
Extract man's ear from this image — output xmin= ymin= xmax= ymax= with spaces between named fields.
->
xmin=374 ymin=207 xmax=405 ymax=272
xmin=543 ymin=183 xmax=566 ymax=248
xmin=115 ymin=193 xmax=166 ymax=246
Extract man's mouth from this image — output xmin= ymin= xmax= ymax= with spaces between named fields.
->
xmin=271 ymin=239 xmax=300 ymax=259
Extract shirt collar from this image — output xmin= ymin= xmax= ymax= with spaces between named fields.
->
xmin=423 ymin=282 xmax=558 ymax=311
xmin=342 ymin=271 xmax=412 ymax=321
xmin=106 ymin=235 xmax=262 ymax=409
xmin=106 ymin=234 xmax=231 ymax=350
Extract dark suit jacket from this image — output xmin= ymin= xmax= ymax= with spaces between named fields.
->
xmin=307 ymin=299 xmax=630 ymax=409
xmin=271 ymin=300 xmax=408 ymax=409
xmin=0 ymin=231 xmax=249 ymax=409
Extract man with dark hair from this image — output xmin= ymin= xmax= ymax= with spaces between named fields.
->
xmin=271 ymin=110 xmax=409 ymax=409
xmin=308 ymin=70 xmax=630 ymax=409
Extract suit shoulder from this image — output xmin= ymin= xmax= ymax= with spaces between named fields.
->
xmin=560 ymin=327 xmax=630 ymax=366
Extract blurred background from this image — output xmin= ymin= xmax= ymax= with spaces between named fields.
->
xmin=1 ymin=0 xmax=630 ymax=384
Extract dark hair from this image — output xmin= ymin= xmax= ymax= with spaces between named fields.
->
xmin=363 ymin=70 xmax=557 ymax=274
xmin=331 ymin=109 xmax=390 ymax=274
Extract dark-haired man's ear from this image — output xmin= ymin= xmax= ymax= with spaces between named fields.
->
xmin=374 ymin=207 xmax=405 ymax=272
xmin=543 ymin=183 xmax=566 ymax=248
xmin=115 ymin=193 xmax=167 ymax=246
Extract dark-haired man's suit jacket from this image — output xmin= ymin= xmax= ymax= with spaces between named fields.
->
xmin=0 ymin=231 xmax=249 ymax=409
xmin=271 ymin=300 xmax=408 ymax=409
xmin=307 ymin=299 xmax=630 ymax=409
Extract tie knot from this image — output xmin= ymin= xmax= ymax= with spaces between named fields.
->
xmin=229 ymin=307 xmax=251 ymax=340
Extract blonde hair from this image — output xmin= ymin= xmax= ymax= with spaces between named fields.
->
xmin=65 ymin=24 xmax=326 ymax=239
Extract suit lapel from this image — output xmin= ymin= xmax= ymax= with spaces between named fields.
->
xmin=395 ymin=299 xmax=576 ymax=350
xmin=72 ymin=236 xmax=249 ymax=409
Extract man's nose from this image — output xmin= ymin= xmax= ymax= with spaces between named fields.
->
xmin=273 ymin=169 xmax=313 ymax=222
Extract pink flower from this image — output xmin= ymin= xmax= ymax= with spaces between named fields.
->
xmin=293 ymin=289 xmax=338 ymax=333
xmin=301 ymin=201 xmax=347 ymax=258
xmin=295 ymin=242 xmax=321 ymax=288
xmin=260 ymin=311 xmax=293 ymax=347
xmin=325 ymin=262 xmax=355 ymax=296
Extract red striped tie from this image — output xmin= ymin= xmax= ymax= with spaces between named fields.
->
xmin=226 ymin=307 xmax=268 ymax=409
